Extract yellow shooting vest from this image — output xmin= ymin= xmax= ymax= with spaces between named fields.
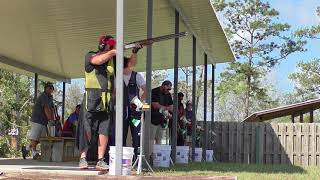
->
xmin=85 ymin=55 xmax=115 ymax=112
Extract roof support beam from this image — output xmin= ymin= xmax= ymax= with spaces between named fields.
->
xmin=211 ymin=64 xmax=215 ymax=150
xmin=144 ymin=0 xmax=153 ymax=165
xmin=0 ymin=55 xmax=70 ymax=83
xmin=310 ymin=110 xmax=314 ymax=123
xmin=191 ymin=35 xmax=196 ymax=162
xmin=291 ymin=114 xmax=295 ymax=123
xmin=202 ymin=53 xmax=208 ymax=161
xmin=171 ymin=9 xmax=179 ymax=163
xmin=115 ymin=0 xmax=124 ymax=175
xmin=62 ymin=82 xmax=66 ymax=124
xmin=300 ymin=113 xmax=304 ymax=123
xmin=34 ymin=73 xmax=38 ymax=103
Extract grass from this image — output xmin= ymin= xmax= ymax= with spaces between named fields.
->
xmin=147 ymin=162 xmax=320 ymax=180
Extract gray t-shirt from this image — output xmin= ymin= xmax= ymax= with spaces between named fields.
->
xmin=30 ymin=92 xmax=54 ymax=125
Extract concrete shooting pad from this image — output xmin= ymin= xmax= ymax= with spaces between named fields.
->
xmin=0 ymin=158 xmax=237 ymax=179
xmin=0 ymin=158 xmax=107 ymax=176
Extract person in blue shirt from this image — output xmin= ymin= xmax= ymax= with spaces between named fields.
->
xmin=62 ymin=104 xmax=81 ymax=137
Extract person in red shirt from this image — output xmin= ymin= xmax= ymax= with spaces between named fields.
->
xmin=62 ymin=104 xmax=81 ymax=137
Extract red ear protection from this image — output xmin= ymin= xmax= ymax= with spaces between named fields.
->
xmin=98 ymin=35 xmax=116 ymax=51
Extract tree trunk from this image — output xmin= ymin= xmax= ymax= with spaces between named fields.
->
xmin=10 ymin=110 xmax=18 ymax=153
xmin=244 ymin=75 xmax=251 ymax=118
xmin=196 ymin=66 xmax=204 ymax=115
xmin=244 ymin=35 xmax=254 ymax=119
xmin=10 ymin=91 xmax=20 ymax=153
xmin=180 ymin=67 xmax=190 ymax=100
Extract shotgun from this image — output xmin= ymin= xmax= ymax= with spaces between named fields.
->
xmin=124 ymin=32 xmax=188 ymax=49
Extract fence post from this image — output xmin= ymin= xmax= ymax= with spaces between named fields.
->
xmin=255 ymin=124 xmax=263 ymax=164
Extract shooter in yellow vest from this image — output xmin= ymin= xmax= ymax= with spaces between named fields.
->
xmin=77 ymin=35 xmax=117 ymax=171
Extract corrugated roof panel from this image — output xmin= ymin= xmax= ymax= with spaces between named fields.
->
xmin=0 ymin=0 xmax=234 ymax=81
xmin=169 ymin=0 xmax=234 ymax=63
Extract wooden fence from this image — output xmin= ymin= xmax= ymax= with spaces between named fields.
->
xmin=212 ymin=122 xmax=320 ymax=166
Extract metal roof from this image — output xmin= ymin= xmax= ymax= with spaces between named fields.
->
xmin=0 ymin=0 xmax=234 ymax=82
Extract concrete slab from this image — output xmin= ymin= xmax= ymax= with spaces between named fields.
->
xmin=0 ymin=158 xmax=237 ymax=180
xmin=0 ymin=158 xmax=106 ymax=176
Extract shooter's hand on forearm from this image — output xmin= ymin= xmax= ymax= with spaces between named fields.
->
xmin=132 ymin=44 xmax=143 ymax=54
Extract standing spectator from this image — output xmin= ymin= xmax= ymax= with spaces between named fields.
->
xmin=150 ymin=80 xmax=173 ymax=144
xmin=109 ymin=45 xmax=144 ymax=161
xmin=26 ymin=82 xmax=57 ymax=160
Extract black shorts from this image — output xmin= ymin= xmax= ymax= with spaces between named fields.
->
xmin=85 ymin=110 xmax=110 ymax=136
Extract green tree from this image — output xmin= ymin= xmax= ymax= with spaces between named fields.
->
xmin=180 ymin=67 xmax=192 ymax=100
xmin=212 ymin=0 xmax=306 ymax=119
xmin=289 ymin=59 xmax=320 ymax=98
xmin=289 ymin=7 xmax=320 ymax=101
xmin=65 ymin=82 xmax=83 ymax=117
xmin=179 ymin=66 xmax=213 ymax=121
xmin=295 ymin=7 xmax=320 ymax=39
xmin=180 ymin=66 xmax=205 ymax=111
xmin=151 ymin=70 xmax=168 ymax=88
xmin=0 ymin=69 xmax=33 ymax=157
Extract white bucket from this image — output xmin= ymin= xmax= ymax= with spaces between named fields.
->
xmin=206 ymin=150 xmax=213 ymax=162
xmin=152 ymin=144 xmax=171 ymax=167
xmin=109 ymin=146 xmax=134 ymax=175
xmin=194 ymin=148 xmax=202 ymax=162
xmin=176 ymin=146 xmax=189 ymax=164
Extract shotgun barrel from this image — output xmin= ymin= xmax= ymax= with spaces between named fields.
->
xmin=124 ymin=32 xmax=187 ymax=49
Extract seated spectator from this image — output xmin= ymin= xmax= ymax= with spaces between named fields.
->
xmin=62 ymin=104 xmax=81 ymax=137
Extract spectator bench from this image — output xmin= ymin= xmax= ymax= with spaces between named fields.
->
xmin=40 ymin=137 xmax=79 ymax=162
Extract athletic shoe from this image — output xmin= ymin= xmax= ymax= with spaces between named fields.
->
xmin=96 ymin=159 xmax=109 ymax=171
xmin=79 ymin=157 xmax=88 ymax=169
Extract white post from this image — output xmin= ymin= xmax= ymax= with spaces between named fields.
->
xmin=115 ymin=0 xmax=124 ymax=176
